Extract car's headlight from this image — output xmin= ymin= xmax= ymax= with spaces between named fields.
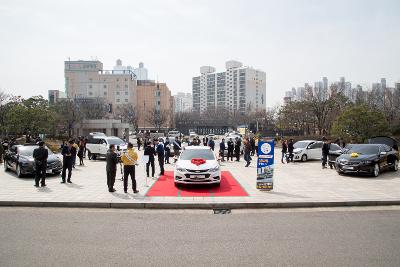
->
xmin=176 ymin=167 xmax=186 ymax=172
xmin=209 ymin=166 xmax=220 ymax=172
xmin=360 ymin=160 xmax=372 ymax=165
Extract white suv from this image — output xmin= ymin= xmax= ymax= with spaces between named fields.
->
xmin=86 ymin=136 xmax=127 ymax=160
xmin=290 ymin=140 xmax=323 ymax=162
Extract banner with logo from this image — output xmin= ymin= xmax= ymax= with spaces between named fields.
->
xmin=257 ymin=140 xmax=274 ymax=191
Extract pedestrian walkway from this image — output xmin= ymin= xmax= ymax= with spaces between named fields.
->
xmin=0 ymin=149 xmax=399 ymax=208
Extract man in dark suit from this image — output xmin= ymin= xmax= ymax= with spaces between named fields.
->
xmin=106 ymin=144 xmax=119 ymax=192
xmin=155 ymin=138 xmax=165 ymax=176
xmin=33 ymin=141 xmax=48 ymax=187
xmin=61 ymin=140 xmax=74 ymax=183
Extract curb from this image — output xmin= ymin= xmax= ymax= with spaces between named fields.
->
xmin=1 ymin=200 xmax=400 ymax=209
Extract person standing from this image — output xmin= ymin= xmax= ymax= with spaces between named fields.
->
xmin=219 ymin=138 xmax=226 ymax=162
xmin=250 ymin=137 xmax=256 ymax=156
xmin=83 ymin=137 xmax=88 ymax=158
xmin=33 ymin=141 xmax=48 ymax=187
xmin=71 ymin=140 xmax=78 ymax=168
xmin=155 ymin=138 xmax=165 ymax=176
xmin=227 ymin=138 xmax=234 ymax=161
xmin=322 ymin=138 xmax=330 ymax=169
xmin=77 ymin=140 xmax=85 ymax=166
xmin=281 ymin=139 xmax=288 ymax=164
xmin=121 ymin=143 xmax=139 ymax=193
xmin=164 ymin=137 xmax=171 ymax=164
xmin=173 ymin=137 xmax=181 ymax=163
xmin=137 ymin=137 xmax=142 ymax=151
xmin=243 ymin=138 xmax=252 ymax=167
xmin=287 ymin=139 xmax=294 ymax=163
xmin=61 ymin=140 xmax=74 ymax=183
xmin=144 ymin=141 xmax=156 ymax=179
xmin=208 ymin=138 xmax=215 ymax=151
xmin=106 ymin=144 xmax=118 ymax=192
xmin=0 ymin=140 xmax=4 ymax=163
xmin=234 ymin=137 xmax=241 ymax=162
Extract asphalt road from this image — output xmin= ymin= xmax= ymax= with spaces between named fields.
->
xmin=0 ymin=207 xmax=399 ymax=267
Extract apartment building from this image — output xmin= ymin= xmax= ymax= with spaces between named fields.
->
xmin=64 ymin=60 xmax=137 ymax=112
xmin=174 ymin=92 xmax=192 ymax=113
xmin=136 ymin=80 xmax=174 ymax=130
xmin=192 ymin=60 xmax=266 ymax=114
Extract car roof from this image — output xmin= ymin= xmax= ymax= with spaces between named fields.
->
xmin=296 ymin=140 xmax=318 ymax=143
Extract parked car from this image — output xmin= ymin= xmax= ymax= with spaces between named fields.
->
xmin=335 ymin=144 xmax=399 ymax=177
xmin=189 ymin=132 xmax=197 ymax=138
xmin=289 ymin=140 xmax=323 ymax=162
xmin=86 ymin=136 xmax=127 ymax=160
xmin=4 ymin=144 xmax=62 ymax=177
xmin=328 ymin=143 xmax=344 ymax=168
xmin=89 ymin=132 xmax=106 ymax=137
xmin=174 ymin=146 xmax=221 ymax=186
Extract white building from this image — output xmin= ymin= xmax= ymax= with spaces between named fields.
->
xmin=192 ymin=60 xmax=266 ymax=114
xmin=113 ymin=59 xmax=148 ymax=80
xmin=174 ymin=92 xmax=192 ymax=112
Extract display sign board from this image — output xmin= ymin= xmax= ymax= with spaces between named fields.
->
xmin=257 ymin=140 xmax=274 ymax=191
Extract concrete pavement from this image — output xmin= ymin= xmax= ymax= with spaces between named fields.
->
xmin=0 ymin=148 xmax=399 ymax=208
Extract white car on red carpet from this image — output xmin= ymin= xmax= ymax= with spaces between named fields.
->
xmin=174 ymin=146 xmax=221 ymax=186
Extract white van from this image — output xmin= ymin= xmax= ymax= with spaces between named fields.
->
xmin=86 ymin=136 xmax=127 ymax=160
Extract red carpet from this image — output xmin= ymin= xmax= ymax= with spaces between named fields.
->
xmin=146 ymin=171 xmax=248 ymax=197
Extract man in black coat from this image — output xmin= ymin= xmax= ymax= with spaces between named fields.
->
xmin=219 ymin=138 xmax=226 ymax=161
xmin=227 ymin=138 xmax=234 ymax=161
xmin=106 ymin=144 xmax=118 ymax=192
xmin=234 ymin=137 xmax=241 ymax=161
xmin=144 ymin=141 xmax=156 ymax=179
xmin=322 ymin=138 xmax=331 ymax=169
xmin=33 ymin=141 xmax=48 ymax=187
xmin=287 ymin=139 xmax=294 ymax=163
xmin=155 ymin=139 xmax=165 ymax=176
xmin=61 ymin=140 xmax=74 ymax=183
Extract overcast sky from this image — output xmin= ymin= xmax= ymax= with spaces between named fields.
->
xmin=0 ymin=0 xmax=399 ymax=107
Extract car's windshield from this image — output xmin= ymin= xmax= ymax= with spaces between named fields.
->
xmin=19 ymin=146 xmax=53 ymax=156
xmin=180 ymin=149 xmax=215 ymax=160
xmin=294 ymin=141 xmax=309 ymax=149
xmin=107 ymin=138 xmax=125 ymax=145
xmin=344 ymin=145 xmax=379 ymax=155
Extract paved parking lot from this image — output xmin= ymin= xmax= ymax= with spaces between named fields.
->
xmin=0 ymin=147 xmax=399 ymax=206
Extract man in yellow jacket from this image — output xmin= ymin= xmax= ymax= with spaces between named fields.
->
xmin=120 ymin=142 xmax=139 ymax=193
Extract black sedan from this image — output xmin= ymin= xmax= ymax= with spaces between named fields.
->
xmin=335 ymin=144 xmax=399 ymax=177
xmin=328 ymin=143 xmax=344 ymax=169
xmin=4 ymin=144 xmax=62 ymax=177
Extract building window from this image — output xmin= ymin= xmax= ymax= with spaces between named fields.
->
xmin=89 ymin=92 xmax=93 ymax=96
xmin=125 ymin=84 xmax=128 ymax=88
xmin=116 ymin=84 xmax=120 ymax=88
xmin=104 ymin=92 xmax=107 ymax=96
xmin=89 ymin=85 xmax=92 ymax=89
xmin=116 ymin=79 xmax=119 ymax=82
xmin=125 ymin=91 xmax=128 ymax=95
xmin=103 ymin=85 xmax=107 ymax=88
xmin=116 ymin=92 xmax=120 ymax=95
xmin=125 ymin=78 xmax=128 ymax=82
xmin=89 ymin=78 xmax=93 ymax=82
xmin=116 ymin=99 xmax=120 ymax=103
xmin=125 ymin=99 xmax=128 ymax=102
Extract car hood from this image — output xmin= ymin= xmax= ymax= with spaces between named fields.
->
xmin=20 ymin=154 xmax=61 ymax=162
xmin=176 ymin=160 xmax=219 ymax=170
xmin=293 ymin=148 xmax=304 ymax=153
xmin=337 ymin=154 xmax=376 ymax=162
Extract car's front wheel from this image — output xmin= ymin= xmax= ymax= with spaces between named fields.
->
xmin=301 ymin=154 xmax=307 ymax=162
xmin=372 ymin=163 xmax=380 ymax=177
xmin=391 ymin=159 xmax=398 ymax=171
xmin=16 ymin=165 xmax=23 ymax=178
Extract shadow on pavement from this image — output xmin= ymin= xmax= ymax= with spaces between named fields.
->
xmin=37 ymin=187 xmax=52 ymax=193
xmin=111 ymin=192 xmax=130 ymax=200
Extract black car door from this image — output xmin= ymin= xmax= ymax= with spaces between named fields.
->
xmin=379 ymin=145 xmax=391 ymax=170
xmin=8 ymin=146 xmax=18 ymax=170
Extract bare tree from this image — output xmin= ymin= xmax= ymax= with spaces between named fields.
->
xmin=146 ymin=108 xmax=168 ymax=131
xmin=115 ymin=104 xmax=138 ymax=130
xmin=78 ymin=97 xmax=108 ymax=120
